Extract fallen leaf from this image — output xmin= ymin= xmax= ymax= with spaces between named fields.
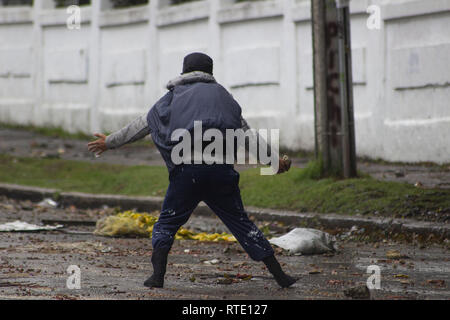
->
xmin=426 ymin=279 xmax=446 ymax=287
xmin=328 ymin=280 xmax=343 ymax=286
xmin=309 ymin=269 xmax=321 ymax=275
xmin=386 ymin=250 xmax=408 ymax=259
xmin=236 ymin=273 xmax=252 ymax=280
xmin=217 ymin=278 xmax=233 ymax=285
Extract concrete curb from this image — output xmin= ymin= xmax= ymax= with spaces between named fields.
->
xmin=0 ymin=183 xmax=448 ymax=239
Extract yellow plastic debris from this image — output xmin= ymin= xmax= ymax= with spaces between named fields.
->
xmin=94 ymin=215 xmax=149 ymax=238
xmin=94 ymin=211 xmax=237 ymax=242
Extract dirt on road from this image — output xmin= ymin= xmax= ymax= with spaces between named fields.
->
xmin=0 ymin=196 xmax=448 ymax=300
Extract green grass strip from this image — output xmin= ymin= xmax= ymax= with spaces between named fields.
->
xmin=1 ymin=154 xmax=448 ymax=216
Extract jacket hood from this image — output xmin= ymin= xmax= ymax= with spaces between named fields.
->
xmin=166 ymin=71 xmax=216 ymax=90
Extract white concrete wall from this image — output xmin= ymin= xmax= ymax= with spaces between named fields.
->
xmin=0 ymin=0 xmax=449 ymax=163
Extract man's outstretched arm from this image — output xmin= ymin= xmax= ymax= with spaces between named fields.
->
xmin=87 ymin=113 xmax=150 ymax=156
xmin=240 ymin=116 xmax=291 ymax=174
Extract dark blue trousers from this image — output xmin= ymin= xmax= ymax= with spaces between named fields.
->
xmin=152 ymin=164 xmax=274 ymax=261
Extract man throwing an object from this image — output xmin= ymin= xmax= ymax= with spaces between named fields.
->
xmin=87 ymin=53 xmax=296 ymax=289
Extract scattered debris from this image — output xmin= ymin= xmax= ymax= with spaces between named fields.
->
xmin=233 ymin=262 xmax=248 ymax=268
xmin=0 ymin=203 xmax=15 ymax=211
xmin=216 ymin=273 xmax=252 ymax=285
xmin=426 ymin=279 xmax=446 ymax=288
xmin=309 ymin=269 xmax=322 ymax=275
xmin=349 ymin=225 xmax=365 ymax=235
xmin=94 ymin=211 xmax=237 ymax=242
xmin=269 ymin=228 xmax=337 ymax=255
xmin=236 ymin=273 xmax=252 ymax=281
xmin=177 ymin=229 xmax=237 ymax=242
xmin=327 ymin=280 xmax=344 ymax=286
xmin=338 ymin=225 xmax=366 ymax=241
xmin=37 ymin=198 xmax=58 ymax=208
xmin=0 ymin=220 xmax=63 ymax=232
xmin=386 ymin=250 xmax=409 ymax=259
xmin=203 ymin=259 xmax=221 ymax=265
xmin=217 ymin=278 xmax=233 ymax=285
xmin=100 ymin=246 xmax=113 ymax=253
xmin=394 ymin=274 xmax=409 ymax=279
xmin=94 ymin=215 xmax=150 ymax=238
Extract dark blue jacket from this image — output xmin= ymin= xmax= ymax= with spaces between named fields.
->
xmin=147 ymin=81 xmax=243 ymax=172
xmin=105 ymin=72 xmax=265 ymax=173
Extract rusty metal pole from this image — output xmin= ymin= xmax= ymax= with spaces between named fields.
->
xmin=311 ymin=0 xmax=330 ymax=174
xmin=336 ymin=0 xmax=357 ymax=178
xmin=311 ymin=0 xmax=356 ymax=178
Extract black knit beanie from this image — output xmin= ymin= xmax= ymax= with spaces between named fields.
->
xmin=182 ymin=52 xmax=213 ymax=75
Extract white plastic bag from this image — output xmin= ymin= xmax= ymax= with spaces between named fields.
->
xmin=269 ymin=228 xmax=337 ymax=255
xmin=0 ymin=220 xmax=63 ymax=232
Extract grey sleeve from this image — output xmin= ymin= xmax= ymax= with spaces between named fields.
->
xmin=240 ymin=115 xmax=279 ymax=163
xmin=105 ymin=113 xmax=151 ymax=150
xmin=240 ymin=116 xmax=251 ymax=132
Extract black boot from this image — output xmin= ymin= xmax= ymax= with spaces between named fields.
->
xmin=263 ymin=255 xmax=297 ymax=288
xmin=144 ymin=247 xmax=170 ymax=288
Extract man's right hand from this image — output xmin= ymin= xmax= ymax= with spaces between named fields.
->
xmin=87 ymin=133 xmax=108 ymax=156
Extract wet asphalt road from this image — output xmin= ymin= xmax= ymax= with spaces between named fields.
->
xmin=0 ymin=197 xmax=448 ymax=300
